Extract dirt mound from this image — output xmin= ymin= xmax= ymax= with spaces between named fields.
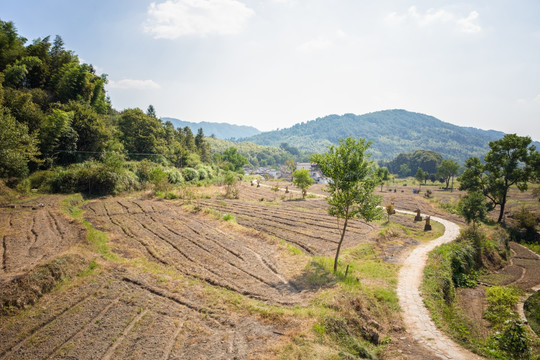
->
xmin=83 ymin=198 xmax=304 ymax=305
xmin=0 ymin=254 xmax=87 ymax=315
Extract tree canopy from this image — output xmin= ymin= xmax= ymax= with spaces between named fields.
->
xmin=292 ymin=169 xmax=313 ymax=199
xmin=459 ymin=134 xmax=539 ymax=223
xmin=311 ymin=137 xmax=383 ymax=272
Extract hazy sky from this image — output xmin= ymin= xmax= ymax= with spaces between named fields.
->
xmin=2 ymin=0 xmax=539 ymax=139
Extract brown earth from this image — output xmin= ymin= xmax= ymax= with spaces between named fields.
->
xmin=1 ymin=182 xmax=537 ymax=359
xmin=0 ymin=269 xmax=286 ymax=360
xmin=82 ymin=197 xmax=305 ymax=305
xmin=0 ymin=196 xmax=86 ymax=285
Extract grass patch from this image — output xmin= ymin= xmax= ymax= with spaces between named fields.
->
xmin=523 ymin=243 xmax=540 ymax=255
xmin=524 ymin=290 xmax=540 ymax=337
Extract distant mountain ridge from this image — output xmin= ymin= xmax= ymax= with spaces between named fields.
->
xmin=241 ymin=109 xmax=540 ymax=163
xmin=161 ymin=117 xmax=261 ymax=139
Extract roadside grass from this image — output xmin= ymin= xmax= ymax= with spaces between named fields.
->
xmin=377 ymin=214 xmax=444 ymax=242
xmin=422 ymin=225 xmax=540 ymax=359
xmin=204 ymin=241 xmax=401 ymax=359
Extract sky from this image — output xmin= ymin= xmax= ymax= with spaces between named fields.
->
xmin=1 ymin=0 xmax=539 ymax=140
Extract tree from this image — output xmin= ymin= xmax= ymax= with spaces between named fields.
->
xmin=415 ymin=168 xmax=427 ymax=190
xmin=399 ymin=163 xmax=410 ymax=178
xmin=221 ymin=147 xmax=248 ymax=172
xmin=292 ymin=169 xmax=313 ymax=199
xmin=458 ymin=191 xmax=488 ymax=230
xmin=117 ymin=108 xmax=165 ymax=158
xmin=386 ymin=203 xmax=394 ymax=222
xmin=146 ymin=105 xmax=157 ymax=118
xmin=0 ymin=108 xmax=40 ymax=178
xmin=459 ymin=134 xmax=539 ymax=223
xmin=437 ymin=160 xmax=459 ymax=190
xmin=311 ymin=137 xmax=383 ymax=272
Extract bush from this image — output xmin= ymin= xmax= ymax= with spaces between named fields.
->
xmin=28 ymin=170 xmax=55 ymax=190
xmin=45 ymin=162 xmax=139 ymax=195
xmin=197 ymin=168 xmax=208 ymax=180
xmin=485 ymin=286 xmax=520 ymax=329
xmin=182 ymin=167 xmax=199 ymax=182
xmin=196 ymin=164 xmax=214 ymax=179
xmin=164 ymin=168 xmax=184 ymax=184
xmin=491 ymin=320 xmax=531 ymax=359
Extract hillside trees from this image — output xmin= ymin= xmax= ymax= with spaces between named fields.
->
xmin=0 ymin=20 xmax=218 ymax=188
xmin=0 ymin=107 xmax=40 ymax=178
xmin=459 ymin=134 xmax=539 ymax=223
xmin=311 ymin=137 xmax=383 ymax=272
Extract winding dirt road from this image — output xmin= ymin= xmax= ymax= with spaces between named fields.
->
xmin=396 ymin=210 xmax=484 ymax=360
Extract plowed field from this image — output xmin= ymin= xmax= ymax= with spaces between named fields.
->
xmin=198 ymin=198 xmax=374 ymax=256
xmin=82 ymin=198 xmax=302 ymax=305
xmin=0 ymin=197 xmax=85 ymax=285
xmin=0 ymin=271 xmax=280 ymax=360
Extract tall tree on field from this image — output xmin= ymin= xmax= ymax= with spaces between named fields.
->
xmin=437 ymin=160 xmax=459 ymax=190
xmin=459 ymin=134 xmax=539 ymax=223
xmin=311 ymin=137 xmax=383 ymax=272
xmin=415 ymin=168 xmax=427 ymax=190
xmin=292 ymin=168 xmax=313 ymax=199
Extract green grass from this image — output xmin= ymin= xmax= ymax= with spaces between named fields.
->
xmin=524 ymin=290 xmax=540 ymax=337
xmin=523 ymin=243 xmax=540 ymax=255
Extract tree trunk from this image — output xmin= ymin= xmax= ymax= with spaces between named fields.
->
xmin=497 ymin=189 xmax=508 ymax=223
xmin=334 ymin=214 xmax=349 ymax=273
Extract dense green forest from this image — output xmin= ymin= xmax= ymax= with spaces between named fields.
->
xmin=242 ymin=110 xmax=540 ymax=163
xmin=161 ymin=117 xmax=260 ymax=140
xmin=206 ymin=137 xmax=301 ymax=168
xmin=0 ymin=20 xmax=216 ymax=194
xmin=380 ymin=150 xmax=443 ymax=177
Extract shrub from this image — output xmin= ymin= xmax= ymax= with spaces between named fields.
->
xmin=164 ymin=168 xmax=183 ymax=184
xmin=182 ymin=167 xmax=199 ymax=182
xmin=45 ymin=162 xmax=139 ymax=195
xmin=485 ymin=286 xmax=520 ymax=329
xmin=197 ymin=168 xmax=208 ymax=180
xmin=491 ymin=320 xmax=531 ymax=359
xmin=196 ymin=164 xmax=214 ymax=179
xmin=28 ymin=170 xmax=55 ymax=190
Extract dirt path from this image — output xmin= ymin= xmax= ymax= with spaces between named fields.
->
xmin=396 ymin=210 xmax=484 ymax=360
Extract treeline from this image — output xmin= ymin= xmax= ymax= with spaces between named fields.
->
xmin=380 ymin=150 xmax=442 ymax=177
xmin=206 ymin=137 xmax=304 ymax=168
xmin=0 ymin=20 xmax=216 ymax=194
xmin=378 ymin=149 xmax=461 ymax=189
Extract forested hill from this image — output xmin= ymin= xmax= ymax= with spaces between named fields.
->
xmin=162 ymin=117 xmax=260 ymax=140
xmin=242 ymin=110 xmax=540 ymax=163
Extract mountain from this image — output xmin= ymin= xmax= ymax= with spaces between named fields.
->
xmin=161 ymin=117 xmax=261 ymax=140
xmin=241 ymin=110 xmax=540 ymax=163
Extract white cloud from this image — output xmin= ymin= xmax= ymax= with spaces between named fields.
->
xmin=457 ymin=11 xmax=481 ymax=33
xmin=297 ymin=37 xmax=332 ymax=52
xmin=297 ymin=30 xmax=346 ymax=53
xmin=108 ymin=79 xmax=161 ymax=90
xmin=385 ymin=6 xmax=481 ymax=34
xmin=144 ymin=0 xmax=254 ymax=39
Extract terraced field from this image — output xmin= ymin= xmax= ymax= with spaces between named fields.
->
xmin=198 ymin=198 xmax=374 ymax=256
xmin=0 ymin=197 xmax=85 ymax=285
xmin=83 ymin=198 xmax=302 ymax=305
xmin=0 ymin=271 xmax=280 ymax=360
